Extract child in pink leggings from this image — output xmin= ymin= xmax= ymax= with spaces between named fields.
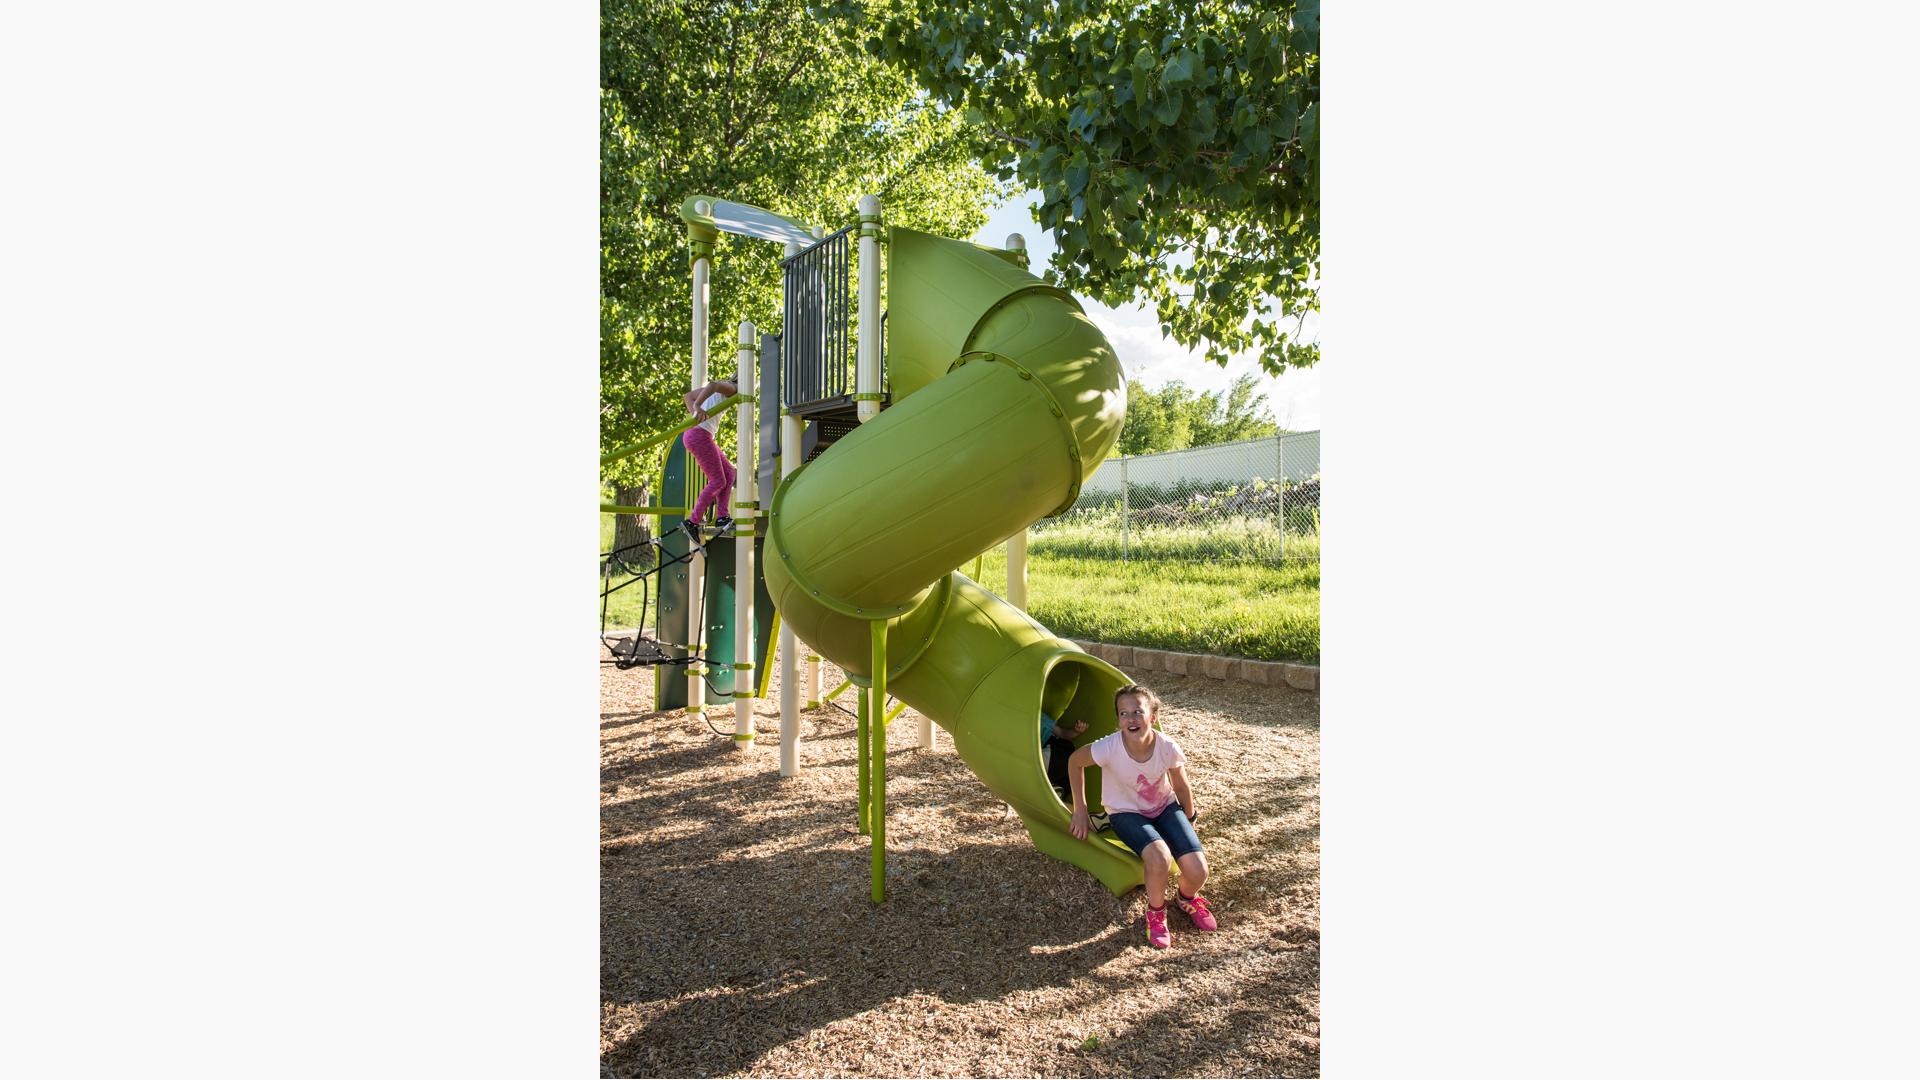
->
xmin=681 ymin=379 xmax=738 ymax=536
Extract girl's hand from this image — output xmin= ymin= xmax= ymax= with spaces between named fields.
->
xmin=1069 ymin=806 xmax=1091 ymax=840
xmin=1070 ymin=720 xmax=1088 ymax=736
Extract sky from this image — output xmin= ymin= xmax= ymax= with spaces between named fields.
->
xmin=968 ymin=190 xmax=1321 ymax=431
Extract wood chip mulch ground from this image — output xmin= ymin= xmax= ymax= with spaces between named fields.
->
xmin=602 ymin=647 xmax=1320 ymax=1078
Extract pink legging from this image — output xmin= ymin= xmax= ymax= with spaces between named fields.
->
xmin=683 ymin=426 xmax=736 ymax=524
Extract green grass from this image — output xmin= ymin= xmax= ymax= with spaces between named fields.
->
xmin=601 ymin=515 xmax=1321 ymax=664
xmin=976 ymin=548 xmax=1319 ymax=664
xmin=1031 ymin=515 xmax=1318 ymax=564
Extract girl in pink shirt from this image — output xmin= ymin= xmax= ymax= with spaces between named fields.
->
xmin=1066 ymin=683 xmax=1218 ymax=948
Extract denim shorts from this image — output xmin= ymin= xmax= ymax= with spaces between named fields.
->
xmin=1108 ymin=804 xmax=1203 ymax=860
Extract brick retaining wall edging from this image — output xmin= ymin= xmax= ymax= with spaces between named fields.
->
xmin=1065 ymin=639 xmax=1319 ymax=692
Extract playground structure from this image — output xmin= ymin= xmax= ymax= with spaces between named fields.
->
xmin=600 ymin=194 xmax=1140 ymax=900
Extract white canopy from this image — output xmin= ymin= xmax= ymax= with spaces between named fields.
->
xmin=682 ymin=196 xmax=816 ymax=245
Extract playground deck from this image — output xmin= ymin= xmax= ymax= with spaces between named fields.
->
xmin=601 ymin=654 xmax=1320 ymax=1078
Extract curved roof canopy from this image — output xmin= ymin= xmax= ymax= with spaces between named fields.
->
xmin=679 ymin=196 xmax=816 ymax=246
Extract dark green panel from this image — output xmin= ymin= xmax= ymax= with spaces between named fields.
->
xmin=654 ymin=441 xmax=692 ymax=710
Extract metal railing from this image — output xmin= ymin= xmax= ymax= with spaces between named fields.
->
xmin=780 ymin=225 xmax=854 ymax=411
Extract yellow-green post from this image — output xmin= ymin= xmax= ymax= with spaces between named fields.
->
xmin=856 ymin=684 xmax=870 ymax=836
xmin=870 ymin=619 xmax=887 ymax=903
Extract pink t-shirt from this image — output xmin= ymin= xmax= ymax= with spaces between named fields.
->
xmin=1089 ymin=731 xmax=1186 ymax=816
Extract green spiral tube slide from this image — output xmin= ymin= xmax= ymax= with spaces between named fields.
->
xmin=763 ymin=227 xmax=1145 ymax=895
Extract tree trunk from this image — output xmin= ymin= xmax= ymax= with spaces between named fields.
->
xmin=612 ymin=482 xmax=652 ymax=573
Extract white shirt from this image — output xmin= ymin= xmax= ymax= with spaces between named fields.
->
xmin=1088 ymin=731 xmax=1186 ymax=816
xmin=696 ymin=391 xmax=726 ymax=433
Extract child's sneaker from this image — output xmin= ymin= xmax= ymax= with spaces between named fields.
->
xmin=1173 ymin=891 xmax=1219 ymax=931
xmin=1145 ymin=905 xmax=1172 ymax=949
xmin=712 ymin=516 xmax=735 ymax=535
xmin=1088 ymin=810 xmax=1110 ymax=832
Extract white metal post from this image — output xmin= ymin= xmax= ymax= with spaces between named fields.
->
xmin=733 ymin=320 xmax=757 ymax=750
xmin=687 ymin=203 xmax=712 ymax=715
xmin=801 ymin=219 xmax=825 ymax=722
xmin=1120 ymin=454 xmax=1131 ymax=560
xmin=1008 ymin=528 xmax=1029 ymax=609
xmin=856 ymin=194 xmax=883 ymax=424
xmin=779 ymin=409 xmax=804 ymax=775
xmin=778 ymin=239 xmax=804 ymax=776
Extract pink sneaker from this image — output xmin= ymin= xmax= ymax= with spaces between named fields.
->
xmin=1174 ymin=891 xmax=1219 ymax=931
xmin=1145 ymin=905 xmax=1172 ymax=948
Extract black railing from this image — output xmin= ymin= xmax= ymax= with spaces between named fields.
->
xmin=780 ymin=225 xmax=855 ymax=411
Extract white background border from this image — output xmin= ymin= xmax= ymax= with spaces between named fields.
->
xmin=4 ymin=1 xmax=1916 ymax=1074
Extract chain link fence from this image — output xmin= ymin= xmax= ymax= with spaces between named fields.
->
xmin=1029 ymin=432 xmax=1320 ymax=564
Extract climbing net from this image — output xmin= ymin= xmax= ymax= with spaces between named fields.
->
xmin=600 ymin=525 xmax=883 ymax=737
xmin=599 ymin=527 xmax=713 ymax=671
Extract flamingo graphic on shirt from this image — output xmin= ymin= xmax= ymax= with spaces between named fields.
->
xmin=1135 ymin=772 xmax=1171 ymax=816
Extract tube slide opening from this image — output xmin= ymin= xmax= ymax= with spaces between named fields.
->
xmin=1034 ymin=650 xmax=1131 ymax=814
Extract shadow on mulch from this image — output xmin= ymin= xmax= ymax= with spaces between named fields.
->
xmin=602 ymin=661 xmax=1319 ymax=1078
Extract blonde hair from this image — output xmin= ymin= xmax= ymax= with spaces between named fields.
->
xmin=1114 ymin=683 xmax=1161 ymax=717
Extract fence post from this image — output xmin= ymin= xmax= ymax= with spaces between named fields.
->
xmin=1119 ymin=454 xmax=1130 ymax=560
xmin=1276 ymin=434 xmax=1287 ymax=559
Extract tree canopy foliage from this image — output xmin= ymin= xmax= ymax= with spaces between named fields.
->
xmin=1114 ymin=373 xmax=1281 ymax=457
xmin=601 ymin=0 xmax=998 ymax=487
xmin=823 ymin=0 xmax=1319 ymax=374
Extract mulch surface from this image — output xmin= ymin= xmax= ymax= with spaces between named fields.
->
xmin=602 ymin=646 xmax=1320 ymax=1078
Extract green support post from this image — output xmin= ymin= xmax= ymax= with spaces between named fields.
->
xmin=856 ymin=687 xmax=870 ymax=836
xmin=756 ymin=611 xmax=781 ymax=701
xmin=870 ymin=619 xmax=887 ymax=903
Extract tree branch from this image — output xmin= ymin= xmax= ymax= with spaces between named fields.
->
xmin=726 ymin=48 xmax=812 ymax=152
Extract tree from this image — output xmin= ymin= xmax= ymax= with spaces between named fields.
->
xmin=1190 ymin=373 xmax=1281 ymax=446
xmin=601 ymin=0 xmax=1000 ymax=495
xmin=823 ymin=0 xmax=1319 ymax=374
xmin=1113 ymin=384 xmax=1191 ymax=456
xmin=1114 ymin=374 xmax=1279 ymax=456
